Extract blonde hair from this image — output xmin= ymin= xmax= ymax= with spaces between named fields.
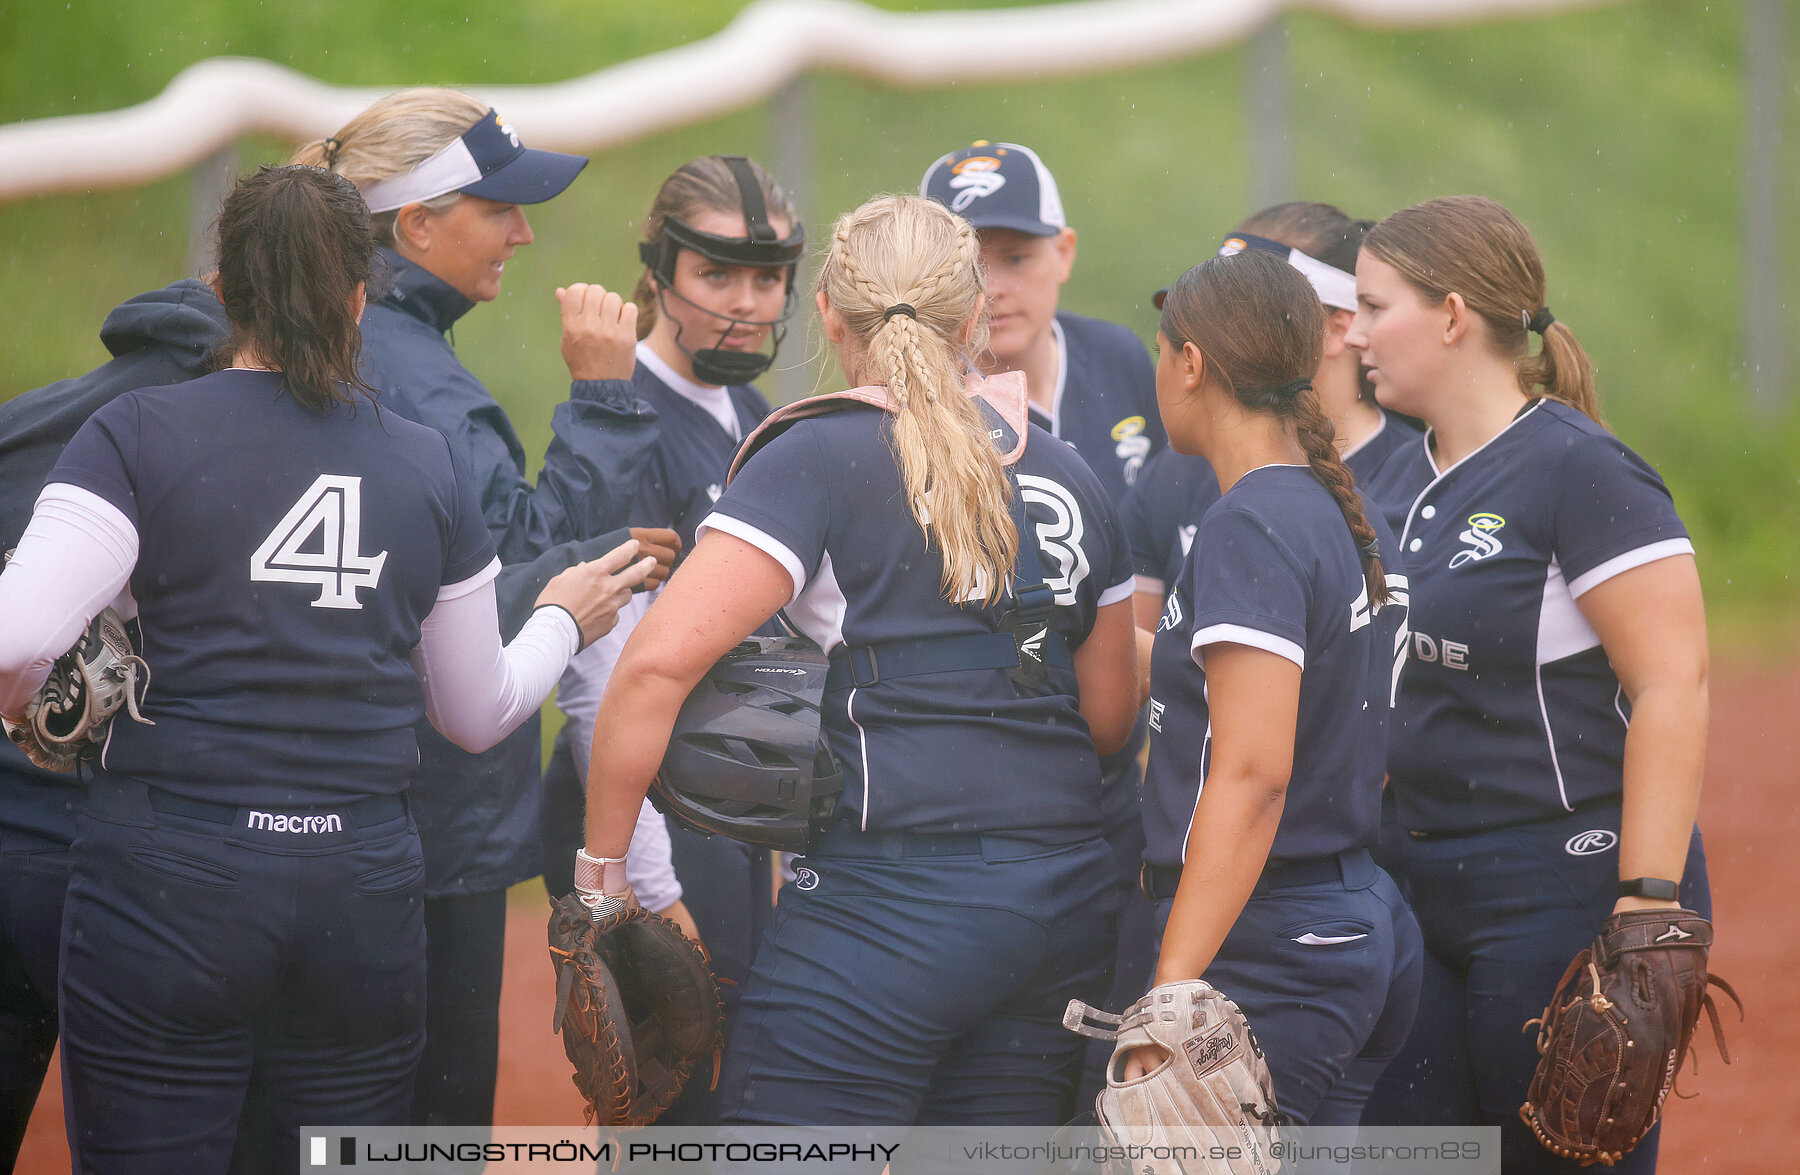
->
xmin=817 ymin=195 xmax=1017 ymax=605
xmin=1364 ymin=195 xmax=1604 ymax=426
xmin=291 ymin=87 xmax=489 ymax=247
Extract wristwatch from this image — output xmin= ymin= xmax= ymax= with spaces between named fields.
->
xmin=1617 ymin=876 xmax=1680 ymax=901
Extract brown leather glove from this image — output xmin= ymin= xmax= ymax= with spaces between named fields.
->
xmin=1521 ymin=908 xmax=1742 ymax=1166
xmin=547 ymin=893 xmax=723 ymax=1126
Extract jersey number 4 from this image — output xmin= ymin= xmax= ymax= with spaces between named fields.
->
xmin=250 ymin=474 xmax=389 ymax=609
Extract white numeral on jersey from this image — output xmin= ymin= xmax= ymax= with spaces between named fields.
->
xmin=1016 ymin=474 xmax=1092 ymax=606
xmin=250 ymin=474 xmax=389 ymax=609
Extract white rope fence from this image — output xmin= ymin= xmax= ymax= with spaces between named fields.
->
xmin=0 ymin=0 xmax=1628 ymax=201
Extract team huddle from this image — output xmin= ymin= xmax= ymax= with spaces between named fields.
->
xmin=0 ymin=87 xmax=1731 ymax=1174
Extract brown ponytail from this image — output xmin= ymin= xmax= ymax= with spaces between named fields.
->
xmin=1160 ymin=250 xmax=1389 ymax=606
xmin=1364 ymin=195 xmax=1604 ymax=427
xmin=212 ymin=166 xmax=379 ymax=412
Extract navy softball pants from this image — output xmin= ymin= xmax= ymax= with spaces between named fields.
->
xmin=1361 ymin=804 xmax=1710 ymax=1175
xmin=718 ymin=829 xmax=1117 ymax=1125
xmin=1149 ymin=849 xmax=1424 ymax=1127
xmin=0 ymin=825 xmax=67 ymax=1167
xmin=59 ymin=775 xmax=426 ymax=1175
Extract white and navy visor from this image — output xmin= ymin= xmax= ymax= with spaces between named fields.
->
xmin=1154 ymin=233 xmax=1358 ymax=312
xmin=361 ymin=109 xmax=587 ymax=214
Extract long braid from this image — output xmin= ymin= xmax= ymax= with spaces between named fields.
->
xmin=1291 ymin=385 xmax=1389 ymax=606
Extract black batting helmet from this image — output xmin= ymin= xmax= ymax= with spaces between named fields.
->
xmin=650 ymin=636 xmax=844 ymax=852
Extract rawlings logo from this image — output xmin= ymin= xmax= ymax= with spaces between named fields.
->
xmin=793 ymin=868 xmax=820 ymax=891
xmin=1182 ymin=1022 xmax=1242 ymax=1078
xmin=1565 ymin=829 xmax=1618 ymax=856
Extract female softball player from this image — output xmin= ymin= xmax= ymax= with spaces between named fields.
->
xmin=1129 ymin=250 xmax=1422 ymax=1125
xmin=294 ymin=89 xmax=677 ymax=1129
xmin=576 ymin=193 xmax=1140 ymax=1124
xmin=1122 ymin=202 xmax=1417 ymax=631
xmin=537 ymin=155 xmax=803 ymax=1121
xmin=1351 ymin=196 xmax=1711 ymax=1174
xmin=0 ymin=166 xmax=653 ymax=1172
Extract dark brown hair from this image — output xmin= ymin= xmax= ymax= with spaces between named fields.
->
xmin=632 ymin=155 xmax=798 ymax=339
xmin=1363 ymin=195 xmax=1603 ymax=425
xmin=212 ymin=166 xmax=378 ymax=412
xmin=1160 ymin=250 xmax=1389 ymax=605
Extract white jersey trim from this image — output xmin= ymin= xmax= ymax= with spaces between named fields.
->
xmin=696 ymin=513 xmax=806 ymax=602
xmin=1191 ymin=623 xmax=1305 ymax=671
xmin=1536 ymin=557 xmax=1601 ymax=666
xmin=1400 ymin=400 xmax=1545 ymax=550
xmin=1098 ymin=576 xmax=1138 ymax=608
xmin=1133 ymin=574 xmax=1166 ymax=599
xmin=437 ymin=556 xmax=502 ymax=602
xmin=1567 ymin=538 xmax=1694 ymax=599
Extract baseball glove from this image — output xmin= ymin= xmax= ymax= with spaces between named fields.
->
xmin=547 ymin=892 xmax=724 ymax=1126
xmin=1067 ymin=981 xmax=1288 ymax=1174
xmin=1520 ymin=908 xmax=1742 ymax=1167
xmin=3 ymin=605 xmax=152 ymax=773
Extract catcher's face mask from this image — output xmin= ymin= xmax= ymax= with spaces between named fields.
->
xmin=638 ymin=156 xmax=804 ymax=387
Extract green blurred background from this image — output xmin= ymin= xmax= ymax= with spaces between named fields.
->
xmin=3 ymin=0 xmax=1795 ymax=649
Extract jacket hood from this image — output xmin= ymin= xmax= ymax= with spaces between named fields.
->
xmin=99 ymin=278 xmax=231 ymax=360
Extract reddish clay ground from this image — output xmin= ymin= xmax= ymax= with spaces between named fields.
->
xmin=17 ymin=659 xmax=1797 ymax=1172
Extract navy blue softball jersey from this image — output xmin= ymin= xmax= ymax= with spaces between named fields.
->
xmin=1142 ymin=465 xmax=1407 ymax=867
xmin=49 ymin=369 xmax=497 ymax=804
xmin=1362 ymin=398 xmax=1693 ymax=834
xmin=1122 ymin=410 xmax=1417 ymax=594
xmin=626 ymin=345 xmax=770 ymax=551
xmin=1033 ymin=311 xmax=1165 ymax=504
xmin=702 ymin=404 xmax=1135 ymax=835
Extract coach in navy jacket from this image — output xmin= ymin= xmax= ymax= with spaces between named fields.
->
xmin=358 ymin=245 xmax=656 ymax=900
xmin=0 ymin=279 xmax=229 ymax=1164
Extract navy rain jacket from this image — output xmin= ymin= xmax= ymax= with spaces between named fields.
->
xmin=0 ymin=279 xmax=230 ymax=841
xmin=358 ymin=248 xmax=659 ymax=896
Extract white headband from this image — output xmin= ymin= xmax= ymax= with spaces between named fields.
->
xmin=1283 ymin=248 xmax=1358 ymax=312
xmin=361 ymin=138 xmax=482 ymax=214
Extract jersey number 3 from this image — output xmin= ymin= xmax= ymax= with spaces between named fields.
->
xmin=250 ymin=474 xmax=389 ymax=610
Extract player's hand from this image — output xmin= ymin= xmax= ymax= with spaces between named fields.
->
xmin=1119 ymin=1041 xmax=1170 ymax=1082
xmin=627 ymin=527 xmax=682 ymax=592
xmin=557 ymin=283 xmax=637 ymax=381
xmin=537 ymin=539 xmax=655 ymax=646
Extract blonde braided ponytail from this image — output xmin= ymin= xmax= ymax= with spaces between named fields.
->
xmin=818 ymin=196 xmax=1017 ymax=605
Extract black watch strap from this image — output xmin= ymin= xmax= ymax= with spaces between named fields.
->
xmin=1617 ymin=876 xmax=1680 ymax=901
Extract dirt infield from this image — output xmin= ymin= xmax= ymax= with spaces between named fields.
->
xmin=18 ymin=658 xmax=1796 ymax=1171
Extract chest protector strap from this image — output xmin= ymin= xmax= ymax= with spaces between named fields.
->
xmin=725 ymin=372 xmax=1071 ymax=694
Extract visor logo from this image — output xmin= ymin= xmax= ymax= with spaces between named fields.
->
xmin=1219 ymin=237 xmax=1249 ymax=256
xmin=1565 ymin=829 xmax=1618 ymax=856
xmin=495 ymin=114 xmax=521 ymax=148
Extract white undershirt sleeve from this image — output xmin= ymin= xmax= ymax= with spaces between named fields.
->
xmin=411 ymin=571 xmax=581 ymax=754
xmin=0 ymin=484 xmax=139 ymax=717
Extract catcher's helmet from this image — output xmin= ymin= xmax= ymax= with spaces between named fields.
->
xmin=651 ymin=636 xmax=843 ymax=852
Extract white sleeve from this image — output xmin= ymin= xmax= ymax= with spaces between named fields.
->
xmin=0 ymin=484 xmax=139 ymax=717
xmin=554 ymin=592 xmax=682 ymax=910
xmin=410 ymin=572 xmax=581 ymax=754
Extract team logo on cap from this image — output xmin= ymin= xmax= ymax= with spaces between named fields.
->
xmin=1219 ymin=238 xmax=1249 ymax=256
xmin=1448 ymin=512 xmax=1507 ymax=569
xmin=947 ymin=156 xmax=1006 ymax=211
xmin=495 ymin=114 xmax=521 ymax=148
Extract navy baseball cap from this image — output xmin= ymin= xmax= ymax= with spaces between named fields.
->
xmin=921 ymin=141 xmax=1067 ymax=236
xmin=361 ymin=109 xmax=587 ymax=213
